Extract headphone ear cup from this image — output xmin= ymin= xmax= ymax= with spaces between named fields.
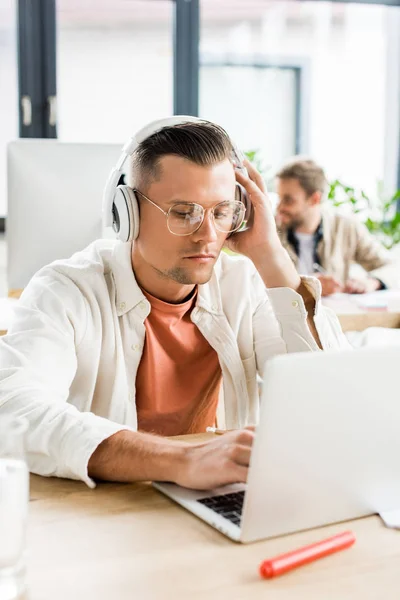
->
xmin=112 ymin=186 xmax=140 ymax=242
xmin=235 ymin=183 xmax=252 ymax=225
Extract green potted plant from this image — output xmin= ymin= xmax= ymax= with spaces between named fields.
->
xmin=327 ymin=179 xmax=400 ymax=250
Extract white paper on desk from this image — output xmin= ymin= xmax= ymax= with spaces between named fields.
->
xmin=379 ymin=509 xmax=400 ymax=529
xmin=356 ymin=294 xmax=388 ymax=310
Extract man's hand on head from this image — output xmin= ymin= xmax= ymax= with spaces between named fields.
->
xmin=224 ymin=159 xmax=279 ymax=259
xmin=344 ymin=278 xmax=381 ymax=294
xmin=221 ymin=159 xmax=324 ymax=348
xmin=224 ymin=159 xmax=301 ymax=291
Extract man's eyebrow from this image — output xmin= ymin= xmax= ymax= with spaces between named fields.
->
xmin=165 ymin=199 xmax=194 ymax=206
xmin=165 ymin=197 xmax=235 ymax=206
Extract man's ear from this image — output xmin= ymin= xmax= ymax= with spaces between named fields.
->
xmin=308 ymin=191 xmax=322 ymax=207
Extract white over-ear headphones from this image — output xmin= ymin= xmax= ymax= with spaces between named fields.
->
xmin=102 ymin=116 xmax=252 ymax=242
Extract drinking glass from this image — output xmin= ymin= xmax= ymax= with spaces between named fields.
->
xmin=0 ymin=418 xmax=29 ymax=600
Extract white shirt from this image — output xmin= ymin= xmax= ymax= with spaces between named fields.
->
xmin=295 ymin=232 xmax=315 ymax=276
xmin=0 ymin=240 xmax=350 ymax=487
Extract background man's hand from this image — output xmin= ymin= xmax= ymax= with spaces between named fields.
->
xmin=175 ymin=428 xmax=255 ymax=490
xmin=344 ymin=277 xmax=381 ymax=294
xmin=314 ymin=273 xmax=343 ymax=296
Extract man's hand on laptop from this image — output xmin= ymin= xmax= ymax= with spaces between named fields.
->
xmin=88 ymin=427 xmax=255 ymax=490
xmin=175 ymin=427 xmax=255 ymax=490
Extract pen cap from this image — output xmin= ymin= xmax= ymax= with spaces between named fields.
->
xmin=259 ymin=561 xmax=274 ymax=579
xmin=259 ymin=530 xmax=356 ymax=579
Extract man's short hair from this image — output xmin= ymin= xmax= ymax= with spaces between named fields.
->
xmin=276 ymin=157 xmax=327 ymax=197
xmin=129 ymin=121 xmax=233 ymax=189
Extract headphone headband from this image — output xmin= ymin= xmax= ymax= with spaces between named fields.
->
xmin=102 ymin=116 xmax=245 ymax=228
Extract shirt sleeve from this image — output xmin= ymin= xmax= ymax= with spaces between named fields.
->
xmin=253 ymin=275 xmax=352 ymax=378
xmin=0 ymin=269 xmax=127 ymax=488
xmin=352 ymin=220 xmax=399 ymax=288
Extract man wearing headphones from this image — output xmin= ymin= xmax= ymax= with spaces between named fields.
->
xmin=0 ymin=117 xmax=348 ymax=490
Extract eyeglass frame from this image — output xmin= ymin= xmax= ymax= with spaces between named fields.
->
xmin=134 ymin=189 xmax=246 ymax=237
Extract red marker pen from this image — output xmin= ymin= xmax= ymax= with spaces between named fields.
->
xmin=259 ymin=530 xmax=356 ymax=579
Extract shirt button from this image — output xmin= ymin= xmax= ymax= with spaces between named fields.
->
xmin=131 ymin=344 xmax=140 ymax=351
xmin=291 ymin=300 xmax=299 ymax=308
xmin=212 ymin=305 xmax=218 ymax=311
xmin=139 ymin=301 xmax=146 ymax=310
xmin=119 ymin=302 xmax=126 ymax=311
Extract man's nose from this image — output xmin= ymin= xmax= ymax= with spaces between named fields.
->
xmin=191 ymin=210 xmax=218 ymax=242
xmin=276 ymin=201 xmax=284 ymax=214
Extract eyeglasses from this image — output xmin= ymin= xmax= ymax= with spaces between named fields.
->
xmin=135 ymin=189 xmax=246 ymax=237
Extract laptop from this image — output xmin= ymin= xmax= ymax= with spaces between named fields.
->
xmin=153 ymin=346 xmax=400 ymax=543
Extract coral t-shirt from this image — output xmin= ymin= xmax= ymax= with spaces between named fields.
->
xmin=136 ymin=288 xmax=222 ymax=436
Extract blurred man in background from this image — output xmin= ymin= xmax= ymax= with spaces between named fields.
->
xmin=275 ymin=158 xmax=398 ymax=296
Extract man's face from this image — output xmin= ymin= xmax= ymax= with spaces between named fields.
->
xmin=276 ymin=177 xmax=317 ymax=229
xmin=134 ymin=155 xmax=235 ymax=286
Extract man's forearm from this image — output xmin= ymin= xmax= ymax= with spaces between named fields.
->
xmin=88 ymin=430 xmax=189 ymax=483
xmin=89 ymin=428 xmax=255 ymax=491
xmin=251 ymin=244 xmax=322 ymax=348
xmin=250 ymin=242 xmax=301 ymax=290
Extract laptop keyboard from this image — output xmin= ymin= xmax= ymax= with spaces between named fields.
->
xmin=197 ymin=490 xmax=245 ymax=527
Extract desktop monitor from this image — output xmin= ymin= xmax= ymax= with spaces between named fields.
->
xmin=7 ymin=139 xmax=121 ymax=291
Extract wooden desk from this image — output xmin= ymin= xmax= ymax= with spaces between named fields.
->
xmin=26 ymin=435 xmax=400 ymax=600
xmin=322 ymin=291 xmax=400 ymax=332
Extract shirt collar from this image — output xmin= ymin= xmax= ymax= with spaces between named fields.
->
xmin=110 ymin=242 xmax=146 ymax=316
xmin=110 ymin=241 xmax=224 ymax=317
xmin=196 ymin=257 xmax=224 ymax=315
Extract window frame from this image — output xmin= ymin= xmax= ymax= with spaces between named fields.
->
xmin=17 ymin=0 xmax=56 ymax=138
xmin=16 ymin=0 xmax=400 ymax=192
xmin=200 ymin=54 xmax=311 ymax=155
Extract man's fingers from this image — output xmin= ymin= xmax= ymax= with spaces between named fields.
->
xmin=234 ymin=167 xmax=267 ymax=209
xmin=235 ymin=167 xmax=260 ymax=192
xmin=320 ymin=276 xmax=343 ymax=296
xmin=243 ymin=158 xmax=267 ymax=193
xmin=328 ymin=276 xmax=342 ymax=286
xmin=322 ymin=275 xmax=342 ymax=290
xmin=345 ymin=279 xmax=365 ymax=294
xmin=314 ymin=273 xmax=340 ymax=286
xmin=230 ymin=428 xmax=255 ymax=447
xmin=230 ymin=464 xmax=249 ymax=484
xmin=228 ymin=443 xmax=252 ymax=467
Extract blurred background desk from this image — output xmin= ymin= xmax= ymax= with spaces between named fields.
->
xmin=322 ymin=291 xmax=400 ymax=332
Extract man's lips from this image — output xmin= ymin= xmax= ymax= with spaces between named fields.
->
xmin=183 ymin=253 xmax=216 ymax=262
